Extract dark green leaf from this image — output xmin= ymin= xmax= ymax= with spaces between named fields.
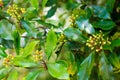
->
xmin=7 ymin=70 xmax=18 ymax=80
xmin=25 ymin=70 xmax=40 ymax=80
xmin=76 ymin=16 xmax=95 ymax=34
xmin=106 ymin=0 xmax=115 ymax=13
xmin=64 ymin=27 xmax=87 ymax=43
xmin=92 ymin=5 xmax=110 ymax=19
xmin=47 ymin=60 xmax=69 ymax=79
xmin=0 ymin=38 xmax=13 ymax=49
xmin=46 ymin=0 xmax=57 ymax=6
xmin=110 ymin=39 xmax=120 ymax=48
xmin=85 ymin=7 xmax=93 ymax=18
xmin=45 ymin=29 xmax=57 ymax=59
xmin=2 ymin=0 xmax=10 ymax=6
xmin=99 ymin=52 xmax=110 ymax=80
xmin=46 ymin=6 xmax=57 ymax=18
xmin=93 ymin=19 xmax=116 ymax=30
xmin=30 ymin=0 xmax=39 ymax=10
xmin=13 ymin=30 xmax=20 ymax=55
xmin=42 ymin=0 xmax=48 ymax=8
xmin=77 ymin=52 xmax=95 ymax=80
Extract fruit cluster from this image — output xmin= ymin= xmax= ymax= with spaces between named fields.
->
xmin=3 ymin=54 xmax=14 ymax=67
xmin=7 ymin=4 xmax=25 ymax=22
xmin=86 ymin=31 xmax=111 ymax=52
xmin=58 ymin=34 xmax=66 ymax=42
xmin=32 ymin=50 xmax=43 ymax=62
xmin=69 ymin=14 xmax=78 ymax=27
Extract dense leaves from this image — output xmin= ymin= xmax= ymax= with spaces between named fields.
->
xmin=0 ymin=0 xmax=120 ymax=80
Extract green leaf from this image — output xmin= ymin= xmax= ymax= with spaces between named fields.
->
xmin=42 ymin=0 xmax=48 ymax=8
xmin=77 ymin=52 xmax=95 ymax=80
xmin=47 ymin=61 xmax=69 ymax=79
xmin=7 ymin=70 xmax=18 ymax=80
xmin=0 ymin=68 xmax=12 ymax=79
xmin=24 ymin=7 xmax=38 ymax=20
xmin=0 ymin=38 xmax=13 ymax=49
xmin=21 ymin=20 xmax=37 ymax=37
xmin=93 ymin=19 xmax=116 ymax=30
xmin=2 ymin=0 xmax=10 ymax=6
xmin=99 ymin=52 xmax=110 ymax=80
xmin=64 ymin=27 xmax=87 ymax=43
xmin=109 ymin=53 xmax=120 ymax=68
xmin=46 ymin=6 xmax=57 ymax=18
xmin=0 ymin=47 xmax=7 ymax=58
xmin=85 ymin=7 xmax=93 ymax=18
xmin=25 ymin=70 xmax=39 ymax=80
xmin=13 ymin=57 xmax=38 ymax=68
xmin=46 ymin=0 xmax=57 ymax=6
xmin=45 ymin=29 xmax=57 ymax=59
xmin=92 ymin=5 xmax=110 ymax=19
xmin=35 ymin=19 xmax=58 ymax=28
xmin=110 ymin=39 xmax=120 ymax=48
xmin=76 ymin=16 xmax=95 ymax=34
xmin=30 ymin=0 xmax=39 ymax=10
xmin=106 ymin=0 xmax=115 ymax=13
xmin=21 ymin=41 xmax=38 ymax=57
xmin=0 ymin=20 xmax=14 ymax=40
xmin=13 ymin=30 xmax=20 ymax=55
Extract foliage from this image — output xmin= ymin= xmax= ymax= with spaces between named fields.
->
xmin=0 ymin=0 xmax=120 ymax=80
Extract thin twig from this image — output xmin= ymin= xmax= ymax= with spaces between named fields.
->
xmin=21 ymin=36 xmax=41 ymax=40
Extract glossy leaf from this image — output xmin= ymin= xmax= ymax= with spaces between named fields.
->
xmin=30 ymin=0 xmax=39 ymax=10
xmin=45 ymin=29 xmax=57 ymax=59
xmin=99 ymin=52 xmax=110 ymax=80
xmin=13 ymin=57 xmax=38 ymax=68
xmin=7 ymin=70 xmax=18 ymax=80
xmin=13 ymin=30 xmax=20 ymax=55
xmin=64 ymin=27 xmax=87 ymax=43
xmin=76 ymin=16 xmax=95 ymax=34
xmin=46 ymin=6 xmax=57 ymax=18
xmin=21 ymin=41 xmax=38 ymax=57
xmin=77 ymin=52 xmax=95 ymax=80
xmin=93 ymin=19 xmax=116 ymax=30
xmin=0 ymin=20 xmax=14 ymax=40
xmin=25 ymin=70 xmax=40 ymax=80
xmin=47 ymin=61 xmax=69 ymax=79
xmin=92 ymin=5 xmax=110 ymax=19
xmin=42 ymin=0 xmax=48 ymax=8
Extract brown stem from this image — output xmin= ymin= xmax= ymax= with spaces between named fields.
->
xmin=21 ymin=36 xmax=41 ymax=40
xmin=42 ymin=60 xmax=48 ymax=70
